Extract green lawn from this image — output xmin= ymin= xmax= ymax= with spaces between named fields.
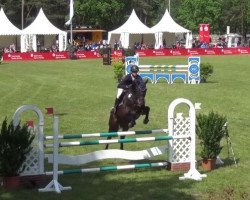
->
xmin=0 ymin=55 xmax=250 ymax=200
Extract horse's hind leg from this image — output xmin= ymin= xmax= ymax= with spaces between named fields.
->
xmin=128 ymin=115 xmax=136 ymax=128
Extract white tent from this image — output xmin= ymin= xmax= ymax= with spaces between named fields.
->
xmin=21 ymin=8 xmax=67 ymax=52
xmin=108 ymin=9 xmax=154 ymax=49
xmin=0 ymin=8 xmax=22 ymax=50
xmin=151 ymin=9 xmax=192 ymax=49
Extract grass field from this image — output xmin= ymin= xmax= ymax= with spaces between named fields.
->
xmin=0 ymin=55 xmax=250 ymax=200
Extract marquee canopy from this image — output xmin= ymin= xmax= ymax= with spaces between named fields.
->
xmin=0 ymin=8 xmax=22 ymax=49
xmin=108 ymin=9 xmax=154 ymax=49
xmin=0 ymin=8 xmax=22 ymax=35
xmin=151 ymin=9 xmax=192 ymax=49
xmin=21 ymin=8 xmax=67 ymax=52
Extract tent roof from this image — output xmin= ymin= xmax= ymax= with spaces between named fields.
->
xmin=22 ymin=8 xmax=66 ymax=35
xmin=109 ymin=9 xmax=153 ymax=34
xmin=0 ymin=8 xmax=22 ymax=35
xmin=151 ymin=9 xmax=190 ymax=33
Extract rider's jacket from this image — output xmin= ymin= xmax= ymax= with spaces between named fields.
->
xmin=117 ymin=74 xmax=145 ymax=90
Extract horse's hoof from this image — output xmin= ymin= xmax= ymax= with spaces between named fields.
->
xmin=143 ymin=119 xmax=149 ymax=124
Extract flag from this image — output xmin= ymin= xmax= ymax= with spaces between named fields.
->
xmin=65 ymin=0 xmax=74 ymax=25
xmin=45 ymin=107 xmax=54 ymax=115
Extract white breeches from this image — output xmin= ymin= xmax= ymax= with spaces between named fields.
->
xmin=116 ymin=88 xmax=124 ymax=98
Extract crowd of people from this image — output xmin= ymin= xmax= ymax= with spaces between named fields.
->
xmin=2 ymin=43 xmax=16 ymax=53
xmin=73 ymin=39 xmax=109 ymax=51
xmin=2 ymin=35 xmax=250 ymax=54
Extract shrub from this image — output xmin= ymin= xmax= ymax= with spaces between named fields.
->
xmin=0 ymin=118 xmax=34 ymax=176
xmin=200 ymin=63 xmax=214 ymax=83
xmin=113 ymin=61 xmax=125 ymax=82
xmin=196 ymin=111 xmax=227 ymax=159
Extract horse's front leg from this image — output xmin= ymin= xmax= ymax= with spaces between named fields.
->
xmin=120 ymin=135 xmax=125 ymax=150
xmin=120 ymin=125 xmax=129 ymax=150
xmin=142 ymin=106 xmax=150 ymax=124
xmin=128 ymin=114 xmax=136 ymax=128
xmin=105 ymin=136 xmax=112 ymax=150
xmin=106 ymin=112 xmax=119 ymax=149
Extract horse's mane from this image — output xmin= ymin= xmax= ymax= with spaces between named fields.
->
xmin=129 ymin=79 xmax=147 ymax=93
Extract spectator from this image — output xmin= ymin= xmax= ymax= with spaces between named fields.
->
xmin=9 ymin=43 xmax=16 ymax=53
xmin=114 ymin=40 xmax=119 ymax=50
xmin=163 ymin=39 xmax=166 ymax=48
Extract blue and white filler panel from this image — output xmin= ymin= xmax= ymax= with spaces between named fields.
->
xmin=125 ymin=55 xmax=200 ymax=84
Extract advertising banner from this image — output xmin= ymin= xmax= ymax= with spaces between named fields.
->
xmin=2 ymin=47 xmax=250 ymax=62
xmin=199 ymin=24 xmax=210 ymax=43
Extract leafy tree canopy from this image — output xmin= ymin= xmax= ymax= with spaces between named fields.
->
xmin=0 ymin=0 xmax=249 ymax=35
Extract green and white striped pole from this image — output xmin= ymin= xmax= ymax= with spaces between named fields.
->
xmin=45 ymin=162 xmax=168 ymax=176
xmin=45 ymin=129 xmax=168 ymax=140
xmin=45 ymin=135 xmax=190 ymax=148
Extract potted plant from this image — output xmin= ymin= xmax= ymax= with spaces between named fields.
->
xmin=0 ymin=118 xmax=34 ymax=189
xmin=196 ymin=111 xmax=227 ymax=171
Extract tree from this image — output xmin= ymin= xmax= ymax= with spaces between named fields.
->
xmin=74 ymin=0 xmax=127 ymax=30
xmin=0 ymin=0 xmax=68 ymax=29
xmin=220 ymin=0 xmax=249 ymax=36
xmin=0 ymin=0 xmax=22 ymax=28
xmin=126 ymin=0 xmax=170 ymax=27
xmin=24 ymin=0 xmax=68 ymax=29
xmin=176 ymin=0 xmax=223 ymax=33
xmin=1 ymin=0 xmax=250 ymax=37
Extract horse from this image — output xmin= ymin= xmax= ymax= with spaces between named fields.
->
xmin=105 ymin=80 xmax=150 ymax=150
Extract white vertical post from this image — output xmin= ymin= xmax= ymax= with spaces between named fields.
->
xmin=169 ymin=0 xmax=171 ymax=14
xmin=168 ymin=98 xmax=206 ymax=181
xmin=70 ymin=23 xmax=73 ymax=45
xmin=21 ymin=0 xmax=24 ymax=29
xmin=13 ymin=105 xmax=45 ymax=175
xmin=39 ymin=116 xmax=71 ymax=193
xmin=227 ymin=26 xmax=230 ymax=35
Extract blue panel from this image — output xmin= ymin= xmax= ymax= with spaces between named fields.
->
xmin=171 ymin=74 xmax=186 ymax=83
xmin=140 ymin=73 xmax=154 ymax=83
xmin=125 ymin=56 xmax=139 ymax=74
xmin=155 ymin=73 xmax=170 ymax=83
xmin=188 ymin=57 xmax=200 ymax=83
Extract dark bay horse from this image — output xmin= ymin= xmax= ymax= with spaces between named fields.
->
xmin=105 ymin=80 xmax=150 ymax=150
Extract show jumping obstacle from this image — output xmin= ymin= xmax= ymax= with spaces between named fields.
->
xmin=12 ymin=98 xmax=206 ymax=193
xmin=125 ymin=55 xmax=200 ymax=84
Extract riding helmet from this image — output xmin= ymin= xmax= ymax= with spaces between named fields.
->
xmin=131 ymin=65 xmax=139 ymax=73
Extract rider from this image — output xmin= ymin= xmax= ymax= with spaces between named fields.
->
xmin=112 ymin=64 xmax=144 ymax=113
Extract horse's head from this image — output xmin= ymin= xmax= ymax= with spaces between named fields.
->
xmin=126 ymin=79 xmax=147 ymax=109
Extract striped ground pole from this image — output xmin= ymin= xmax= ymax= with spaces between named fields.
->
xmin=45 ymin=129 xmax=168 ymax=140
xmin=45 ymin=162 xmax=167 ymax=175
xmin=45 ymin=135 xmax=190 ymax=148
